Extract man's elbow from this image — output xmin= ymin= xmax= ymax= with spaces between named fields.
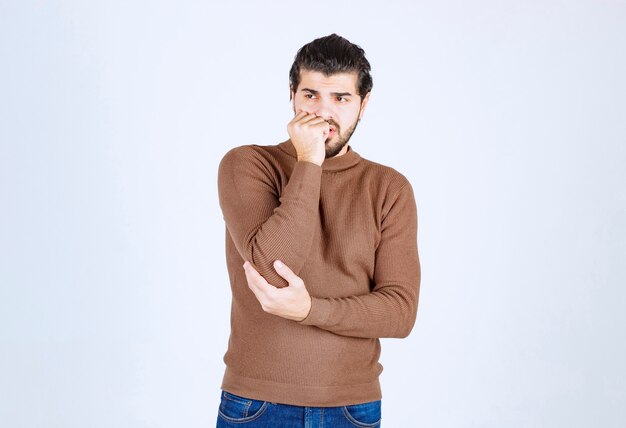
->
xmin=398 ymin=306 xmax=418 ymax=338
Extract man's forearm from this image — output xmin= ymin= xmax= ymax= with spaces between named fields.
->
xmin=218 ymin=147 xmax=322 ymax=287
xmin=296 ymin=282 xmax=420 ymax=339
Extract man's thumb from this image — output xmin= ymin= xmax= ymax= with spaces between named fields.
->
xmin=274 ymin=260 xmax=296 ymax=282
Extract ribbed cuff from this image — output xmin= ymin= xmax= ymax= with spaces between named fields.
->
xmin=297 ymin=296 xmax=331 ymax=326
xmin=277 ymin=161 xmax=321 ymax=206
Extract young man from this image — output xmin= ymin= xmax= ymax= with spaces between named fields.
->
xmin=215 ymin=33 xmax=420 ymax=427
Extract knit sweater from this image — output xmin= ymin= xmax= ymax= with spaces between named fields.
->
xmin=216 ymin=139 xmax=421 ymax=407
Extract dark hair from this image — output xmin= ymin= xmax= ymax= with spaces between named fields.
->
xmin=289 ymin=33 xmax=373 ymax=100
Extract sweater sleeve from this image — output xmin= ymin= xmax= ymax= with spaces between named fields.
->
xmin=296 ymin=180 xmax=421 ymax=339
xmin=217 ymin=146 xmax=322 ymax=287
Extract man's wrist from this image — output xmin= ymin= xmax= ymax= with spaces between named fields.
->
xmin=297 ymin=156 xmax=322 ymax=166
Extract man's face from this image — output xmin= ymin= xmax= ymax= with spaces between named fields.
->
xmin=291 ymin=69 xmax=371 ymax=158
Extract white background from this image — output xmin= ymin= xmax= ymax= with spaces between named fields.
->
xmin=1 ymin=1 xmax=625 ymax=427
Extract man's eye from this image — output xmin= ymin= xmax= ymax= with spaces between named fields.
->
xmin=337 ymin=97 xmax=348 ymax=103
xmin=304 ymin=94 xmax=316 ymax=99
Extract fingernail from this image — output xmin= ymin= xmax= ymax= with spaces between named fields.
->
xmin=243 ymin=261 xmax=248 ymax=269
xmin=275 ymin=260 xmax=283 ymax=269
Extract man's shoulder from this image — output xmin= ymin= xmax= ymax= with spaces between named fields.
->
xmin=218 ymin=143 xmax=284 ymax=172
xmin=358 ymin=154 xmax=412 ymax=194
xmin=219 ymin=143 xmax=279 ymax=161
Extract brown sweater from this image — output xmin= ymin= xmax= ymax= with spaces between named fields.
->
xmin=217 ymin=139 xmax=421 ymax=407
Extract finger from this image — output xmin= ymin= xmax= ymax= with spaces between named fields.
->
xmin=273 ymin=260 xmax=299 ymax=284
xmin=294 ymin=109 xmax=308 ymax=118
xmin=310 ymin=120 xmax=330 ymax=129
xmin=244 ymin=261 xmax=274 ymax=295
xmin=289 ymin=110 xmax=309 ymax=124
xmin=243 ymin=267 xmax=272 ymax=312
xmin=301 ymin=116 xmax=328 ymax=126
xmin=293 ymin=115 xmax=320 ymax=128
xmin=308 ymin=121 xmax=331 ymax=136
xmin=242 ymin=262 xmax=258 ymax=292
xmin=243 ymin=262 xmax=263 ymax=291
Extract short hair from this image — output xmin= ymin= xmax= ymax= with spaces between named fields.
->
xmin=289 ymin=33 xmax=373 ymax=100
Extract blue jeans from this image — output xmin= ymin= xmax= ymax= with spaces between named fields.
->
xmin=216 ymin=390 xmax=382 ymax=427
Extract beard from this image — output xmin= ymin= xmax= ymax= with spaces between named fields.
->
xmin=324 ymin=111 xmax=362 ymax=159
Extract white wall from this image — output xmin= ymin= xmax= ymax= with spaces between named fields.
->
xmin=1 ymin=1 xmax=624 ymax=427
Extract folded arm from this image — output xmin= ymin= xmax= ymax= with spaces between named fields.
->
xmin=296 ymin=181 xmax=421 ymax=339
xmin=217 ymin=146 xmax=322 ymax=287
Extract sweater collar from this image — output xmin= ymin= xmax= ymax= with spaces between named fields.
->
xmin=277 ymin=139 xmax=361 ymax=173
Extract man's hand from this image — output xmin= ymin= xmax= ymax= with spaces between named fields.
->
xmin=287 ymin=110 xmax=328 ymax=165
xmin=243 ymin=259 xmax=312 ymax=322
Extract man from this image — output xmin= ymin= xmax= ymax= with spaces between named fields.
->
xmin=215 ymin=33 xmax=420 ymax=427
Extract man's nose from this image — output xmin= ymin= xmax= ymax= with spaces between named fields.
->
xmin=311 ymin=99 xmax=334 ymax=120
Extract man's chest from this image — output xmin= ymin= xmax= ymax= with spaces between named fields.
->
xmin=299 ymin=190 xmax=382 ymax=297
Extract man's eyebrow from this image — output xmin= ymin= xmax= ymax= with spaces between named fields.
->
xmin=301 ymin=88 xmax=354 ymax=97
xmin=331 ymin=92 xmax=353 ymax=97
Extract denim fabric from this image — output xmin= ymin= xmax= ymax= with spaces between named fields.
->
xmin=216 ymin=390 xmax=382 ymax=427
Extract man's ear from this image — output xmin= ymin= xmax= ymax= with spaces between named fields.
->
xmin=358 ymin=91 xmax=372 ymax=120
xmin=289 ymin=85 xmax=297 ymax=113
